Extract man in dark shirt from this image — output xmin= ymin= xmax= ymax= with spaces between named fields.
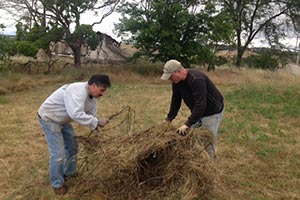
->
xmin=161 ymin=59 xmax=224 ymax=159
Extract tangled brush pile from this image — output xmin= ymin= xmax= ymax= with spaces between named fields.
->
xmin=71 ymin=108 xmax=215 ymax=200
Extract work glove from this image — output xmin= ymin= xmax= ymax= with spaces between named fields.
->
xmin=98 ymin=118 xmax=109 ymax=127
xmin=176 ymin=124 xmax=189 ymax=136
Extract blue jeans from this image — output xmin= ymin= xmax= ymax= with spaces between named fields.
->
xmin=191 ymin=108 xmax=224 ymax=159
xmin=38 ymin=115 xmax=78 ymax=188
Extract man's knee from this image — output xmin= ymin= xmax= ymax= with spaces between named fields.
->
xmin=50 ymin=147 xmax=66 ymax=163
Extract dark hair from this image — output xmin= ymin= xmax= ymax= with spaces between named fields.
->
xmin=88 ymin=74 xmax=111 ymax=88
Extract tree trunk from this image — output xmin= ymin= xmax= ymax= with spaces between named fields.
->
xmin=73 ymin=48 xmax=81 ymax=67
xmin=236 ymin=37 xmax=246 ymax=68
xmin=236 ymin=27 xmax=242 ymax=68
xmin=297 ymin=42 xmax=300 ymax=65
xmin=236 ymin=48 xmax=243 ymax=67
xmin=41 ymin=7 xmax=46 ymax=28
xmin=70 ymin=41 xmax=82 ymax=67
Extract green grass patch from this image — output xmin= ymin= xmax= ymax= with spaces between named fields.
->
xmin=255 ymin=145 xmax=278 ymax=160
xmin=0 ymin=96 xmax=8 ymax=104
xmin=223 ymin=84 xmax=300 ymax=163
xmin=225 ymin=85 xmax=300 ymax=119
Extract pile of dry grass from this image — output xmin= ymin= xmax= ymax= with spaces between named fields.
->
xmin=71 ymin=121 xmax=215 ymax=200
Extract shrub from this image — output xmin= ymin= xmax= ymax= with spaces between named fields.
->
xmin=244 ymin=52 xmax=279 ymax=70
xmin=0 ymin=35 xmax=12 ymax=61
xmin=126 ymin=59 xmax=163 ymax=76
xmin=12 ymin=41 xmax=38 ymax=57
xmin=214 ymin=56 xmax=228 ymax=66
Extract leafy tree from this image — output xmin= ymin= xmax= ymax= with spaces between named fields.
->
xmin=216 ymin=0 xmax=300 ymax=67
xmin=31 ymin=24 xmax=64 ymax=50
xmin=0 ymin=24 xmax=12 ymax=61
xmin=66 ymin=24 xmax=98 ymax=65
xmin=116 ymin=0 xmax=233 ymax=68
xmin=1 ymin=0 xmax=121 ymax=67
xmin=15 ymin=41 xmax=39 ymax=57
xmin=14 ymin=20 xmax=64 ymax=57
xmin=15 ymin=21 xmax=28 ymax=41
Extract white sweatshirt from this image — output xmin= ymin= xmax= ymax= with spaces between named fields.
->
xmin=38 ymin=82 xmax=98 ymax=130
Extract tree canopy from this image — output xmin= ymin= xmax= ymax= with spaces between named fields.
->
xmin=1 ymin=0 xmax=121 ymax=67
xmin=216 ymin=0 xmax=300 ymax=67
xmin=1 ymin=0 xmax=300 ymax=68
xmin=116 ymin=0 xmax=234 ymax=68
xmin=116 ymin=0 xmax=300 ymax=67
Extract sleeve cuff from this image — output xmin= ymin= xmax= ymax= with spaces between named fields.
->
xmin=89 ymin=118 xmax=98 ymax=130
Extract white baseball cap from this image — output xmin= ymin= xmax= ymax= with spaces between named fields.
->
xmin=160 ymin=59 xmax=183 ymax=80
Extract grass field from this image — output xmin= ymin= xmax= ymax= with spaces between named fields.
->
xmin=0 ymin=66 xmax=300 ymax=200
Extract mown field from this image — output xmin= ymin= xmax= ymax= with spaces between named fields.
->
xmin=0 ymin=65 xmax=300 ymax=200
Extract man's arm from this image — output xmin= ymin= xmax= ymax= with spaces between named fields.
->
xmin=64 ymin=87 xmax=98 ymax=130
xmin=185 ymin=78 xmax=206 ymax=127
xmin=167 ymin=84 xmax=182 ymax=121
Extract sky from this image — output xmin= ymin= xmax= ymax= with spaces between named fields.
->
xmin=0 ymin=9 xmax=122 ymax=41
xmin=81 ymin=12 xmax=122 ymax=41
xmin=0 ymin=12 xmax=16 ymax=35
xmin=0 ymin=8 xmax=299 ymax=50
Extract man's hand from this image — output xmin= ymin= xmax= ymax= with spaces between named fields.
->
xmin=163 ymin=118 xmax=172 ymax=124
xmin=98 ymin=118 xmax=109 ymax=127
xmin=176 ymin=124 xmax=189 ymax=136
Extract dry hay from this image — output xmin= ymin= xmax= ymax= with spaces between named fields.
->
xmin=71 ymin=109 xmax=215 ymax=200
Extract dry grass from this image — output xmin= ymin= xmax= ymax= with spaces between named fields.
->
xmin=207 ymin=67 xmax=300 ymax=88
xmin=0 ymin=66 xmax=300 ymax=200
xmin=72 ymin=123 xmax=214 ymax=200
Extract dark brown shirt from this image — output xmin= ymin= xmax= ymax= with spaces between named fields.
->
xmin=167 ymin=69 xmax=224 ymax=127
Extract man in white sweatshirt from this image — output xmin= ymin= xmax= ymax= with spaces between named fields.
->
xmin=38 ymin=74 xmax=111 ymax=195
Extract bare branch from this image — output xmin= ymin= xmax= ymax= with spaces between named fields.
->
xmin=91 ymin=0 xmax=121 ymax=26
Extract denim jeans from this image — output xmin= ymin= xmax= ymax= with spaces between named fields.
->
xmin=191 ymin=108 xmax=224 ymax=159
xmin=38 ymin=115 xmax=78 ymax=188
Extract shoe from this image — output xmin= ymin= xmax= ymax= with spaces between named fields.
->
xmin=64 ymin=172 xmax=79 ymax=181
xmin=53 ymin=185 xmax=67 ymax=195
xmin=68 ymin=172 xmax=79 ymax=178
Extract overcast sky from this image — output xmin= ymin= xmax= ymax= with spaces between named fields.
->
xmin=0 ymin=10 xmax=122 ymax=41
xmin=0 ymin=9 xmax=298 ymax=49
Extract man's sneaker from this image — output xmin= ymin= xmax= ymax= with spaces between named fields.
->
xmin=53 ymin=185 xmax=67 ymax=195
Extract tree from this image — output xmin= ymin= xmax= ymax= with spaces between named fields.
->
xmin=0 ymin=24 xmax=12 ymax=61
xmin=116 ymin=0 xmax=233 ymax=68
xmin=65 ymin=24 xmax=99 ymax=66
xmin=15 ymin=21 xmax=64 ymax=52
xmin=216 ymin=0 xmax=300 ymax=67
xmin=1 ymin=0 xmax=121 ymax=67
xmin=289 ymin=4 xmax=300 ymax=65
